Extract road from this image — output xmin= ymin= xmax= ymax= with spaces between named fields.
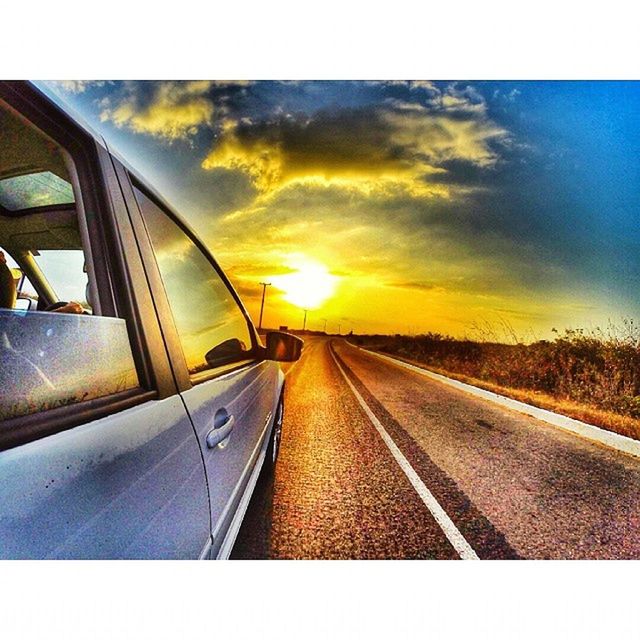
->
xmin=231 ymin=336 xmax=640 ymax=559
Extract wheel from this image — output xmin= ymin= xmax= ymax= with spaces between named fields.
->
xmin=265 ymin=393 xmax=284 ymax=472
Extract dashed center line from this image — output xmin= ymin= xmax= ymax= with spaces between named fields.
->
xmin=329 ymin=343 xmax=480 ymax=560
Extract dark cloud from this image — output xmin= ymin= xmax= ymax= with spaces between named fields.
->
xmin=201 ymin=90 xmax=509 ymax=197
xmin=385 ymin=280 xmax=443 ymax=292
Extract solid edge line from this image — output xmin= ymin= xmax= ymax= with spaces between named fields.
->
xmin=358 ymin=345 xmax=640 ymax=459
xmin=329 ymin=344 xmax=479 ymax=560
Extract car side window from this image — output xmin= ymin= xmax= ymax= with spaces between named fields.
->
xmin=0 ymin=99 xmax=140 ymax=424
xmin=134 ymin=187 xmax=254 ymax=377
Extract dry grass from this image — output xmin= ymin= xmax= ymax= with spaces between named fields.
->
xmin=374 ymin=352 xmax=640 ymax=440
xmin=352 ymin=319 xmax=640 ymax=441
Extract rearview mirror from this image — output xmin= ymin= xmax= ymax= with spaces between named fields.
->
xmin=264 ymin=331 xmax=303 ymax=362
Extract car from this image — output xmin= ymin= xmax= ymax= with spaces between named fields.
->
xmin=0 ymin=81 xmax=302 ymax=559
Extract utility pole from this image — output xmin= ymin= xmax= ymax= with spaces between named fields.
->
xmin=258 ymin=282 xmax=271 ymax=330
xmin=302 ymin=309 xmax=308 ymax=331
xmin=338 ymin=323 xmax=341 ymax=335
xmin=322 ymin=318 xmax=327 ymax=333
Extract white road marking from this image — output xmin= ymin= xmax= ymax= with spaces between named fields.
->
xmin=358 ymin=345 xmax=640 ymax=460
xmin=329 ymin=343 xmax=479 ymax=560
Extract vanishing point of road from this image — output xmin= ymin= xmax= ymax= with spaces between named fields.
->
xmin=232 ymin=336 xmax=640 ymax=559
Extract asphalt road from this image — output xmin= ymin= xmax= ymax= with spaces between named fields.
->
xmin=231 ymin=336 xmax=640 ymax=559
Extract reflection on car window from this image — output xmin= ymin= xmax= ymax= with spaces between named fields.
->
xmin=0 ymin=310 xmax=139 ymax=420
xmin=134 ymin=187 xmax=253 ymax=375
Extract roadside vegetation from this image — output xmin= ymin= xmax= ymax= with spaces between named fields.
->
xmin=350 ymin=319 xmax=640 ymax=440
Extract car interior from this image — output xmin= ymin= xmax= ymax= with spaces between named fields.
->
xmin=0 ymin=99 xmax=91 ymax=315
xmin=0 ymin=99 xmax=141 ymax=424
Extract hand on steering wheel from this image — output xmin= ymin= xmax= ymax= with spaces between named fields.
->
xmin=45 ymin=301 xmax=86 ymax=314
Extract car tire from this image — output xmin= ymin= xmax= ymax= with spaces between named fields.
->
xmin=265 ymin=393 xmax=284 ymax=473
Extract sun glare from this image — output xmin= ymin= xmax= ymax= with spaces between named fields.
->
xmin=271 ymin=256 xmax=338 ymax=310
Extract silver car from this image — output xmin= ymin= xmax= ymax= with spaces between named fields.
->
xmin=0 ymin=81 xmax=302 ymax=559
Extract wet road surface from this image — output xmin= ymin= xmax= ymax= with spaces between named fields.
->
xmin=231 ymin=337 xmax=640 ymax=559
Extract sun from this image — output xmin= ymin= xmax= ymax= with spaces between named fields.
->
xmin=271 ymin=256 xmax=338 ymax=310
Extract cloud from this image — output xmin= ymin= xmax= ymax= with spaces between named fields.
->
xmin=385 ymin=280 xmax=443 ymax=292
xmin=99 ymin=81 xmax=215 ymax=141
xmin=409 ymin=80 xmax=439 ymax=94
xmin=382 ymin=105 xmax=507 ymax=168
xmin=366 ymin=80 xmax=439 ymax=95
xmin=211 ymin=80 xmax=255 ymax=87
xmin=201 ymin=109 xmax=448 ymax=199
xmin=437 ymin=84 xmax=488 ymax=113
xmin=493 ymin=87 xmax=521 ymax=103
xmin=50 ymin=80 xmax=107 ymax=94
xmin=201 ymin=89 xmax=508 ymax=201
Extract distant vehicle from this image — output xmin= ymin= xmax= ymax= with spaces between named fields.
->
xmin=0 ymin=81 xmax=302 ymax=559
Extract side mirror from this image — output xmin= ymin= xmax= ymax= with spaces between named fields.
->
xmin=14 ymin=296 xmax=34 ymax=312
xmin=264 ymin=331 xmax=303 ymax=362
xmin=205 ymin=338 xmax=249 ymax=367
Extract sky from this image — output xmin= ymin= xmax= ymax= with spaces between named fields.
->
xmin=41 ymin=80 xmax=640 ymax=340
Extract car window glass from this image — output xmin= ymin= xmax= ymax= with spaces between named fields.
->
xmin=0 ymin=100 xmax=139 ymax=423
xmin=134 ymin=187 xmax=253 ymax=376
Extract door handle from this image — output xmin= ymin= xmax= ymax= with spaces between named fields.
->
xmin=206 ymin=414 xmax=235 ymax=449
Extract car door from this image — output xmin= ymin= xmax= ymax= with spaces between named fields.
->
xmin=0 ymin=82 xmax=211 ymax=559
xmin=0 ymin=389 xmax=213 ymax=560
xmin=127 ymin=179 xmax=279 ymax=556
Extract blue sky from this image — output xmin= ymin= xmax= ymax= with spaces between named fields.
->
xmin=41 ymin=80 xmax=640 ymax=338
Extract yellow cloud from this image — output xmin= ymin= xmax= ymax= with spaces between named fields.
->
xmin=204 ymin=128 xmax=285 ymax=191
xmin=201 ymin=116 xmax=454 ymax=201
xmin=383 ymin=106 xmax=507 ymax=168
xmin=201 ymin=97 xmax=507 ymax=204
xmin=100 ymin=81 xmax=214 ymax=140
